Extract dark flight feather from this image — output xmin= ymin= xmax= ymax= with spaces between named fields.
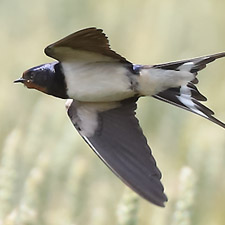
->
xmin=45 ymin=27 xmax=130 ymax=63
xmin=67 ymin=97 xmax=168 ymax=206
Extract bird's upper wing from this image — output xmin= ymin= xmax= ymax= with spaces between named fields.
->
xmin=44 ymin=27 xmax=130 ymax=63
xmin=153 ymin=52 xmax=225 ymax=128
xmin=66 ymin=97 xmax=167 ymax=207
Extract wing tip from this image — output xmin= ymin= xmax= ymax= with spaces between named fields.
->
xmin=157 ymin=195 xmax=168 ymax=207
xmin=147 ymin=192 xmax=168 ymax=207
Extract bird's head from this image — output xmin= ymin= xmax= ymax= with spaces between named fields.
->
xmin=14 ymin=63 xmax=68 ymax=99
xmin=14 ymin=64 xmax=50 ymax=93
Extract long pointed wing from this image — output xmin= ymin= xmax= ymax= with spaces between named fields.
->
xmin=66 ymin=97 xmax=167 ymax=207
xmin=44 ymin=27 xmax=130 ymax=63
xmin=153 ymin=52 xmax=225 ymax=128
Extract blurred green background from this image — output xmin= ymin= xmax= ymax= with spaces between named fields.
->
xmin=1 ymin=0 xmax=225 ymax=224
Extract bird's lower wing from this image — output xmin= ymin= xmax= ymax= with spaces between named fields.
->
xmin=66 ymin=97 xmax=167 ymax=207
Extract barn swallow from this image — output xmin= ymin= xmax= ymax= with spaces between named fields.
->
xmin=15 ymin=27 xmax=225 ymax=207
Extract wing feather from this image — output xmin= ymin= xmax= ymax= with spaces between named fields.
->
xmin=67 ymin=97 xmax=167 ymax=206
xmin=45 ymin=27 xmax=130 ymax=63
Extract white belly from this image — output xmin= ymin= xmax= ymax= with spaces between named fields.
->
xmin=137 ymin=68 xmax=194 ymax=95
xmin=62 ymin=62 xmax=135 ymax=102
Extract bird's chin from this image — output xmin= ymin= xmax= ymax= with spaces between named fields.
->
xmin=23 ymin=81 xmax=48 ymax=94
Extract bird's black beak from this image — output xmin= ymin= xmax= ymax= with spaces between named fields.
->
xmin=14 ymin=78 xmax=27 ymax=83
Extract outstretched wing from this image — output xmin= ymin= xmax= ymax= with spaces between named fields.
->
xmin=66 ymin=97 xmax=167 ymax=207
xmin=153 ymin=52 xmax=225 ymax=128
xmin=44 ymin=27 xmax=130 ymax=63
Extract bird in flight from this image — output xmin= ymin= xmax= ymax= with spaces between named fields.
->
xmin=14 ymin=27 xmax=225 ymax=207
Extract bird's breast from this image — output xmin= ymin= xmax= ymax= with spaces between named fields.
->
xmin=61 ymin=62 xmax=135 ymax=102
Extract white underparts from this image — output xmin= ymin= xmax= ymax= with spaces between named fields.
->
xmin=137 ymin=68 xmax=195 ymax=96
xmin=62 ymin=61 xmax=134 ymax=102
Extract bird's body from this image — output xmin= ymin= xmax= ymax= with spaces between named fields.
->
xmin=62 ymin=61 xmax=135 ymax=101
xmin=62 ymin=61 xmax=195 ymax=102
xmin=15 ymin=27 xmax=225 ymax=207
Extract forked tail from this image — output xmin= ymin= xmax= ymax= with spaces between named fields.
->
xmin=152 ymin=52 xmax=225 ymax=128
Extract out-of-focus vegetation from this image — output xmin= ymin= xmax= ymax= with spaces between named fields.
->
xmin=0 ymin=0 xmax=225 ymax=224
